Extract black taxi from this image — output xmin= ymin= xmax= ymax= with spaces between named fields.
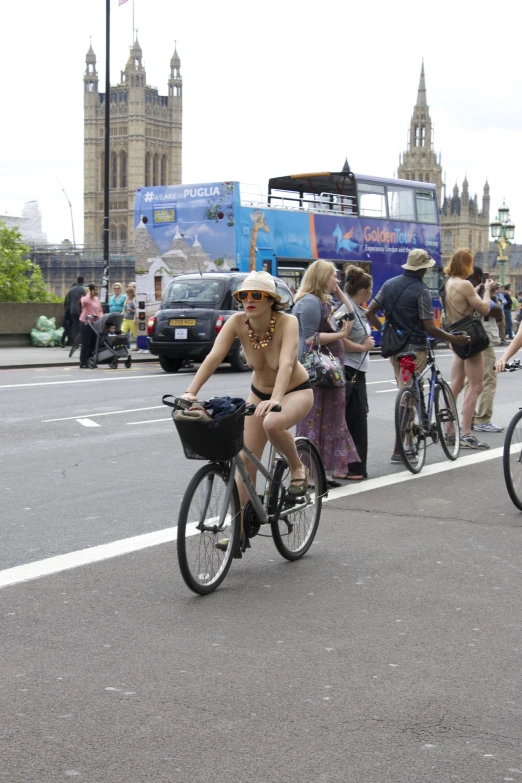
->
xmin=147 ymin=272 xmax=294 ymax=373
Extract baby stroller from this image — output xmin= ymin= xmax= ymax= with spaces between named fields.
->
xmin=83 ymin=313 xmax=132 ymax=369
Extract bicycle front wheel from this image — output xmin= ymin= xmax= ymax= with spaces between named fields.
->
xmin=395 ymin=388 xmax=426 ymax=474
xmin=503 ymin=409 xmax=522 ymax=511
xmin=435 ymin=380 xmax=460 ymax=460
xmin=177 ymin=462 xmax=240 ymax=594
xmin=269 ymin=437 xmax=324 ymax=561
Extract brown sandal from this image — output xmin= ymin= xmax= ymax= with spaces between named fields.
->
xmin=288 ymin=468 xmax=309 ymax=496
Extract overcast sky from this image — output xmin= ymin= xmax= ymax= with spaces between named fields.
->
xmin=1 ymin=0 xmax=521 ymax=245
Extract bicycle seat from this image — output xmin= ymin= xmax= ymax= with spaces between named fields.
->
xmin=396 ymin=351 xmax=417 ymax=362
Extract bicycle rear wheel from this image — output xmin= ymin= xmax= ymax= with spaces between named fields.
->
xmin=503 ymin=409 xmax=522 ymax=511
xmin=177 ymin=462 xmax=240 ymax=594
xmin=269 ymin=437 xmax=324 ymax=561
xmin=435 ymin=380 xmax=460 ymax=460
xmin=395 ymin=388 xmax=426 ymax=474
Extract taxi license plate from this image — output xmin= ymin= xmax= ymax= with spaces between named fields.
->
xmin=170 ymin=318 xmax=196 ymax=326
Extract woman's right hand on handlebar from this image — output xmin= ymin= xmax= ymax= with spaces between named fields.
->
xmin=496 ymin=358 xmax=507 ymax=373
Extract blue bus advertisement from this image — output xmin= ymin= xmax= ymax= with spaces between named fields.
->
xmin=134 ymin=172 xmax=442 ymax=333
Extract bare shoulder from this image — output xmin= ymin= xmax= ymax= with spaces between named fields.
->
xmin=226 ymin=312 xmax=245 ymax=332
xmin=278 ymin=312 xmax=298 ymax=330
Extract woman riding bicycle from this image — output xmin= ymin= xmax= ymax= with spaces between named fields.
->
xmin=182 ymin=271 xmax=314 ymax=529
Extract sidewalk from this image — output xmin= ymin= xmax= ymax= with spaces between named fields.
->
xmin=0 ymin=345 xmax=158 ymax=369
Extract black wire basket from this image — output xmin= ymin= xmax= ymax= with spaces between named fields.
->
xmin=172 ymin=404 xmax=246 ymax=460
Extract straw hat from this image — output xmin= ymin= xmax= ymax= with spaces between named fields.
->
xmin=401 ymin=249 xmax=435 ymax=271
xmin=234 ymin=271 xmax=281 ymax=301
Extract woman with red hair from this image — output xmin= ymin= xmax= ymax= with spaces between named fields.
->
xmin=444 ymin=248 xmax=496 ymax=449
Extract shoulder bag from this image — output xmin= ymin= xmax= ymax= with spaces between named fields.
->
xmin=445 ymin=297 xmax=489 ymax=360
xmin=380 ymin=280 xmax=418 ymax=358
xmin=302 ymin=333 xmax=346 ymax=389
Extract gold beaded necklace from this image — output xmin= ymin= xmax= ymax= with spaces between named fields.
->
xmin=246 ymin=315 xmax=276 ymax=349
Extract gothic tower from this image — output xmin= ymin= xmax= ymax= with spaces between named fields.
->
xmin=397 ymin=62 xmax=443 ymax=203
xmin=83 ymin=40 xmax=183 ymax=248
xmin=397 ymin=63 xmax=490 ymax=268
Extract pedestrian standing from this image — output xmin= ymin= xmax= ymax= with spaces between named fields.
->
xmin=67 ymin=276 xmax=85 ymax=343
xmin=79 ymin=285 xmax=103 ymax=368
xmin=121 ymin=286 xmax=138 ymax=350
xmin=342 ymin=265 xmax=375 ymax=480
xmin=293 ymin=260 xmax=359 ymax=486
xmin=366 ymin=249 xmax=469 ymax=462
xmin=443 ymin=248 xmax=496 ymax=449
xmin=503 ymin=283 xmax=515 ymax=340
xmin=108 ymin=282 xmax=126 ymax=314
xmin=462 ymin=268 xmax=504 ymax=433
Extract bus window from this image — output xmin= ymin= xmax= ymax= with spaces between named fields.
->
xmin=358 ymin=183 xmax=386 ymax=218
xmin=423 ymin=266 xmax=442 ymax=298
xmin=386 ymin=186 xmax=416 ymax=221
xmin=416 ymin=190 xmax=438 ymax=224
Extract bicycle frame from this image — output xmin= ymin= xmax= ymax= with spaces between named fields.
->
xmin=408 ymin=342 xmax=443 ymax=430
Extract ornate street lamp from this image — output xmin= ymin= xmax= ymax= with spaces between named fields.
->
xmin=490 ymin=201 xmax=516 ymax=285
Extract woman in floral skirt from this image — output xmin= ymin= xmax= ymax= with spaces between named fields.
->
xmin=293 ymin=260 xmax=359 ymax=486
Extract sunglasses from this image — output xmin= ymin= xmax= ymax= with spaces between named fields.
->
xmin=234 ymin=290 xmax=271 ymax=302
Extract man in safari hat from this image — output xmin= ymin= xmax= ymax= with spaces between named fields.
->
xmin=366 ymin=248 xmax=470 ymax=463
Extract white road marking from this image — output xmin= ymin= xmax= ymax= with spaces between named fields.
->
xmin=0 ymin=373 xmax=163 ymax=390
xmin=0 ymin=443 xmax=514 ymax=591
xmin=76 ymin=418 xmax=102 ymax=428
xmin=43 ymin=405 xmax=164 ymax=423
xmin=374 ymin=389 xmax=398 ymax=394
xmin=366 ymin=380 xmax=396 ymax=386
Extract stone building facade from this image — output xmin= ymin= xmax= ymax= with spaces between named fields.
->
xmin=2 ymin=201 xmax=48 ymax=245
xmin=83 ymin=38 xmax=182 ymax=250
xmin=397 ymin=64 xmax=490 ymax=269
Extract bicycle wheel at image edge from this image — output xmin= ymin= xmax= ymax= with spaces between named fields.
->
xmin=503 ymin=409 xmax=522 ymax=511
xmin=394 ymin=387 xmax=426 ymax=474
xmin=269 ymin=437 xmax=325 ymax=561
xmin=177 ymin=462 xmax=241 ymax=594
xmin=435 ymin=381 xmax=460 ymax=460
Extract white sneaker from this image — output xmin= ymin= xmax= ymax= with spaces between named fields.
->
xmin=474 ymin=422 xmax=504 ymax=433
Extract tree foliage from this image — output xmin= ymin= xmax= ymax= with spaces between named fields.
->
xmin=0 ymin=221 xmax=57 ymax=302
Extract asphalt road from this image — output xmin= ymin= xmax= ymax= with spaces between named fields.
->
xmin=1 ymin=352 xmax=522 ymax=782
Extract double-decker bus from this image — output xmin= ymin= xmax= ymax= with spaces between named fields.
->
xmin=133 ymin=169 xmax=442 ymax=335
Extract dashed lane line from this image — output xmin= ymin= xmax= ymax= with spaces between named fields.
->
xmin=0 ymin=444 xmax=511 ymax=591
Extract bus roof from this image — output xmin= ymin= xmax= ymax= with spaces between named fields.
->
xmin=268 ymin=171 xmax=437 ymax=196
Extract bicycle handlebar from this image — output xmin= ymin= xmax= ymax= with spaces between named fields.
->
xmin=162 ymin=394 xmax=282 ymax=414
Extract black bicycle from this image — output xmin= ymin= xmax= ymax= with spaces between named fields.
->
xmin=394 ymin=339 xmax=460 ymax=474
xmin=503 ymin=405 xmax=522 ymax=511
xmin=163 ymin=395 xmax=327 ymax=594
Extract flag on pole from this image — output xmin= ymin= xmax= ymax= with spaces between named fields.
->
xmin=118 ymin=0 xmax=129 ymax=5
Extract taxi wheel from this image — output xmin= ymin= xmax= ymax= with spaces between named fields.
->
xmin=229 ymin=343 xmax=249 ymax=372
xmin=159 ymin=356 xmax=183 ymax=373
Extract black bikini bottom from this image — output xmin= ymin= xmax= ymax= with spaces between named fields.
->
xmin=250 ymin=380 xmax=312 ymax=402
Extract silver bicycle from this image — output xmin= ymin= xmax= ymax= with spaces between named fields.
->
xmin=163 ymin=395 xmax=327 ymax=595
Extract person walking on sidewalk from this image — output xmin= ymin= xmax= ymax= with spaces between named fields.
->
xmin=463 ymin=267 xmax=504 ymax=434
xmin=366 ymin=248 xmax=470 ymax=462
xmin=79 ymin=285 xmax=103 ymax=368
xmin=68 ymin=277 xmax=85 ymax=344
xmin=121 ymin=287 xmax=138 ymax=350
